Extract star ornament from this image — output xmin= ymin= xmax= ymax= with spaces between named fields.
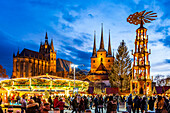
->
xmin=127 ymin=10 xmax=157 ymax=25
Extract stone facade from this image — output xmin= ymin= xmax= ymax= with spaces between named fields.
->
xmin=87 ymin=24 xmax=114 ymax=81
xmin=12 ymin=32 xmax=71 ymax=78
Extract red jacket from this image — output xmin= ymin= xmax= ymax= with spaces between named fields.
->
xmin=56 ymin=101 xmax=65 ymax=110
xmin=53 ymin=98 xmax=59 ymax=108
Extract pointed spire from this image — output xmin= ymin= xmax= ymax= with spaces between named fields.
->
xmin=108 ymin=30 xmax=112 ymax=56
xmin=50 ymin=39 xmax=54 ymax=52
xmin=92 ymin=31 xmax=96 ymax=57
xmin=45 ymin=32 xmax=48 ymax=44
xmin=13 ymin=52 xmax=15 ymax=57
xmin=113 ymin=49 xmax=114 ymax=58
xmin=45 ymin=32 xmax=48 ymax=39
xmin=39 ymin=41 xmax=42 ymax=52
xmin=100 ymin=23 xmax=104 ymax=49
xmin=17 ymin=48 xmax=19 ymax=56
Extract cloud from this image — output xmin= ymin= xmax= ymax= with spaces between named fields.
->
xmin=159 ymin=36 xmax=170 ymax=47
xmin=164 ymin=59 xmax=170 ymax=63
xmin=88 ymin=14 xmax=94 ymax=18
xmin=0 ymin=0 xmax=170 ymax=78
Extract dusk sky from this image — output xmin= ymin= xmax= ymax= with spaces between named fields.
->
xmin=0 ymin=0 xmax=169 ymax=78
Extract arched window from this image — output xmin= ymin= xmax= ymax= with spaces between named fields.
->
xmin=101 ymin=58 xmax=103 ymax=62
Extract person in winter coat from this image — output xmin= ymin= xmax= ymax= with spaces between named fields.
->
xmin=141 ymin=96 xmax=147 ymax=113
xmin=115 ymin=94 xmax=120 ymax=112
xmin=43 ymin=102 xmax=51 ymax=113
xmin=127 ymin=94 xmax=133 ymax=113
xmin=148 ymin=96 xmax=155 ymax=111
xmin=54 ymin=96 xmax=59 ymax=109
xmin=79 ymin=97 xmax=85 ymax=113
xmin=133 ymin=95 xmax=140 ymax=113
xmin=94 ymin=95 xmax=99 ymax=113
xmin=107 ymin=96 xmax=117 ymax=113
xmin=84 ymin=96 xmax=89 ymax=109
xmin=56 ymin=98 xmax=65 ymax=113
xmin=89 ymin=96 xmax=93 ymax=109
xmin=26 ymin=99 xmax=39 ymax=113
xmin=48 ymin=96 xmax=53 ymax=109
xmin=155 ymin=96 xmax=164 ymax=113
xmin=98 ymin=96 xmax=104 ymax=113
xmin=72 ymin=97 xmax=78 ymax=113
xmin=21 ymin=96 xmax=27 ymax=113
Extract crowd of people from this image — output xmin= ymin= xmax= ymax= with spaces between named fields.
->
xmin=0 ymin=94 xmax=170 ymax=113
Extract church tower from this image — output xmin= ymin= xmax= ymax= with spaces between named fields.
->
xmin=39 ymin=32 xmax=56 ymax=73
xmin=89 ymin=24 xmax=114 ymax=80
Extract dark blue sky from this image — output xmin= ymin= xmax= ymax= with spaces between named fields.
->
xmin=0 ymin=0 xmax=170 ymax=77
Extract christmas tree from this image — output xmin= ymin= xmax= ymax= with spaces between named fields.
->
xmin=109 ymin=40 xmax=132 ymax=91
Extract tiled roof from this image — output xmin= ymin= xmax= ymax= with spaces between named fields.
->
xmin=96 ymin=63 xmax=107 ymax=71
xmin=19 ymin=48 xmax=46 ymax=60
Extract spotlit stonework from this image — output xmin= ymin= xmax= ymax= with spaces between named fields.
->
xmin=86 ymin=24 xmax=114 ymax=91
xmin=12 ymin=32 xmax=72 ymax=78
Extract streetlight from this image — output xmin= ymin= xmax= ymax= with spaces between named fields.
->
xmin=71 ymin=64 xmax=78 ymax=92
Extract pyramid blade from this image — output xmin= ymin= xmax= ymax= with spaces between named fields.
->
xmin=140 ymin=10 xmax=146 ymax=16
xmin=143 ymin=19 xmax=151 ymax=23
xmin=148 ymin=13 xmax=157 ymax=16
xmin=148 ymin=15 xmax=157 ymax=17
xmin=145 ymin=18 xmax=156 ymax=21
xmin=144 ymin=11 xmax=153 ymax=16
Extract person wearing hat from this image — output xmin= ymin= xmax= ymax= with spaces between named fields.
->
xmin=54 ymin=95 xmax=59 ymax=110
xmin=21 ymin=96 xmax=27 ymax=113
xmin=26 ymin=99 xmax=39 ymax=113
xmin=56 ymin=98 xmax=65 ymax=113
xmin=107 ymin=96 xmax=117 ymax=113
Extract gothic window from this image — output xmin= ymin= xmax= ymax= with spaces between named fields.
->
xmin=93 ymin=60 xmax=95 ymax=63
xmin=108 ymin=59 xmax=110 ymax=62
xmin=101 ymin=58 xmax=103 ymax=62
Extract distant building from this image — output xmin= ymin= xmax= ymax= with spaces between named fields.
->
xmin=86 ymin=23 xmax=114 ymax=82
xmin=56 ymin=58 xmax=72 ymax=78
xmin=0 ymin=65 xmax=8 ymax=78
xmin=12 ymin=32 xmax=72 ymax=78
xmin=165 ymin=77 xmax=170 ymax=86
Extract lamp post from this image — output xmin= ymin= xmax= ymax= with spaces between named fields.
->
xmin=71 ymin=64 xmax=78 ymax=92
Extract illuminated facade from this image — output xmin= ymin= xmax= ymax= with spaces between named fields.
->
xmin=12 ymin=32 xmax=72 ymax=78
xmin=87 ymin=24 xmax=114 ymax=81
xmin=131 ymin=25 xmax=152 ymax=95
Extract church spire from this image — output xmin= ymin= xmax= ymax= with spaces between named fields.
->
xmin=108 ymin=30 xmax=112 ymax=56
xmin=50 ymin=39 xmax=54 ymax=52
xmin=45 ymin=32 xmax=48 ymax=44
xmin=92 ymin=31 xmax=96 ymax=57
xmin=100 ymin=23 xmax=104 ymax=49
xmin=17 ymin=48 xmax=19 ymax=56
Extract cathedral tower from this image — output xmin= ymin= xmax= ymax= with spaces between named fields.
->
xmin=89 ymin=24 xmax=114 ymax=80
